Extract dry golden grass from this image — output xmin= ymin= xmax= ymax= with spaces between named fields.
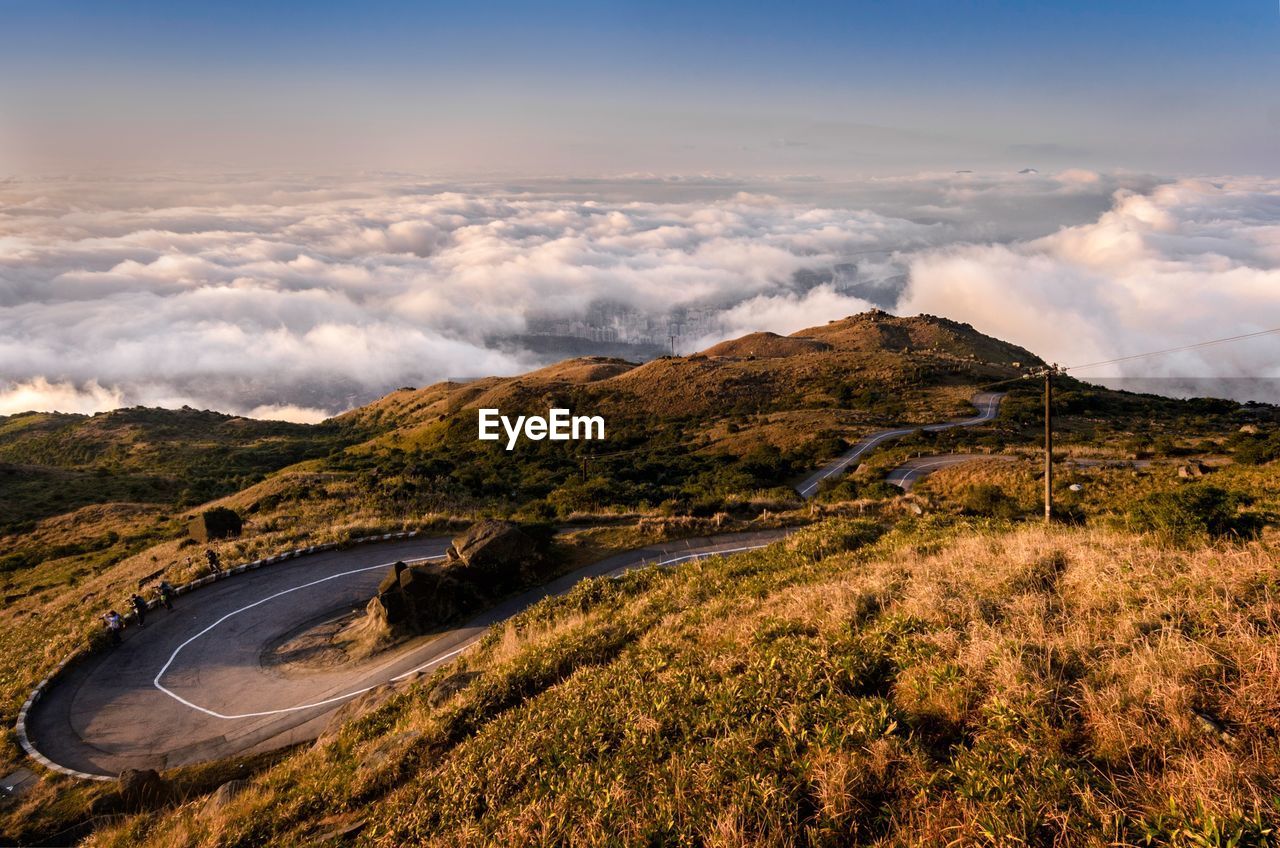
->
xmin=76 ymin=516 xmax=1280 ymax=847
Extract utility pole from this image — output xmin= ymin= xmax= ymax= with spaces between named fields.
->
xmin=1043 ymin=367 xmax=1055 ymax=524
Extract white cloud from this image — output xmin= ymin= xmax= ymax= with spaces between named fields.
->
xmin=9 ymin=170 xmax=1267 ymax=417
xmin=900 ymin=177 xmax=1280 ymax=393
xmin=0 ymin=378 xmax=123 ymax=416
xmin=245 ymin=403 xmax=332 ymax=424
xmin=690 ymin=285 xmax=878 ymax=350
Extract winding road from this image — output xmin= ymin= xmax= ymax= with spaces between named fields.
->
xmin=885 ymin=453 xmax=1017 ymax=491
xmin=23 ymin=394 xmax=1002 ymax=779
xmin=795 ymin=392 xmax=1003 ymax=497
xmin=23 ymin=532 xmax=788 ymax=779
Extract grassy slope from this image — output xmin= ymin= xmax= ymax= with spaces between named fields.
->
xmin=316 ymin=312 xmax=1040 ymax=519
xmin=85 ymin=513 xmax=1280 ymax=847
xmin=0 ymin=407 xmax=346 ymax=535
xmin=6 ymin=311 xmax=1280 ymax=843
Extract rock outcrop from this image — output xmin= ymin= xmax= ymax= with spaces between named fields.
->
xmin=360 ymin=521 xmax=551 ymax=642
xmin=204 ymin=779 xmax=251 ymax=813
xmin=118 ymin=768 xmax=167 ymax=809
xmin=1178 ymin=460 xmax=1211 ymax=479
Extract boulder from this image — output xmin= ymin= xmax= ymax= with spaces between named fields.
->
xmin=315 ymin=684 xmax=399 ymax=748
xmin=187 ymin=507 xmax=243 ymax=542
xmin=445 ymin=519 xmax=540 ymax=587
xmin=427 ymin=670 xmax=481 ymax=708
xmin=1178 ymin=460 xmax=1210 ymax=479
xmin=357 ymin=521 xmax=551 ymax=646
xmin=372 ymin=584 xmax=408 ymax=626
xmin=398 ymin=568 xmax=476 ymax=627
xmin=376 ymin=561 xmax=408 ymax=595
xmin=204 ymin=778 xmax=250 ymax=813
xmin=118 ymin=768 xmax=167 ymax=808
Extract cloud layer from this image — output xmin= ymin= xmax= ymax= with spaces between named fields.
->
xmin=5 ymin=170 xmax=1277 ymax=418
xmin=901 ymin=177 xmax=1280 ymax=397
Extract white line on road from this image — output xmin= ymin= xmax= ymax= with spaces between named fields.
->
xmin=153 ymin=558 xmax=444 ymax=719
xmin=797 ymin=394 xmax=1001 ymax=497
xmin=153 ymin=542 xmax=775 ymax=720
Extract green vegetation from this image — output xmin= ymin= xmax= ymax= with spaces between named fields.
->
xmin=959 ymin=482 xmax=1023 ymax=519
xmin=4 ymin=312 xmax=1280 ymax=845
xmin=0 ymin=407 xmax=347 ymax=534
xmin=1127 ymin=485 xmax=1263 ymax=543
xmin=80 ymin=516 xmax=1280 ymax=847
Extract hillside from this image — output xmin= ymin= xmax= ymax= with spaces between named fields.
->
xmin=313 ymin=312 xmax=1052 ymax=520
xmin=0 ymin=407 xmax=347 ymax=532
xmin=82 ymin=514 xmax=1280 ymax=846
xmin=4 ymin=310 xmax=1280 ymax=845
xmin=342 ymin=311 xmax=1039 ymax=432
xmin=5 ymin=311 xmax=1046 ymax=600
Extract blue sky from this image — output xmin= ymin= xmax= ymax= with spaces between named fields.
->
xmin=1 ymin=1 xmax=1277 ymax=175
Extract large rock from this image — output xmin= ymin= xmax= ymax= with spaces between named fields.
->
xmin=204 ymin=778 xmax=250 ymax=813
xmin=358 ymin=521 xmax=551 ymax=644
xmin=187 ymin=507 xmax=243 ymax=542
xmin=445 ymin=519 xmax=542 ymax=589
xmin=1178 ymin=460 xmax=1210 ymax=479
xmin=427 ymin=670 xmax=481 ymax=708
xmin=118 ymin=768 xmax=167 ymax=809
xmin=398 ymin=567 xmax=478 ymax=626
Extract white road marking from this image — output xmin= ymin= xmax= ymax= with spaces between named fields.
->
xmin=891 ymin=456 xmax=964 ymax=486
xmin=153 ymin=541 xmax=776 ymax=720
xmin=649 ymin=543 xmax=771 ymax=567
xmin=797 ymin=394 xmax=1001 ymax=497
xmin=153 ymin=557 xmax=444 ymax=719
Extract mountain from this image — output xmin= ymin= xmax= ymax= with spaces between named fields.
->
xmin=4 ymin=311 xmax=1280 ymax=846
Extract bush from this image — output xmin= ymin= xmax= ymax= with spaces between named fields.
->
xmin=1127 ymin=485 xmax=1260 ymax=542
xmin=960 ymin=484 xmax=1022 ymax=519
xmin=1231 ymin=432 xmax=1280 ymax=466
xmin=816 ymin=478 xmax=900 ymax=503
xmin=784 ymin=518 xmax=885 ymax=561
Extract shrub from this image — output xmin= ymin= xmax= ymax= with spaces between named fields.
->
xmin=1126 ymin=485 xmax=1259 ymax=542
xmin=784 ymin=518 xmax=885 ymax=561
xmin=960 ymin=483 xmax=1021 ymax=519
xmin=1231 ymin=432 xmax=1280 ymax=466
xmin=817 ymin=478 xmax=900 ymax=503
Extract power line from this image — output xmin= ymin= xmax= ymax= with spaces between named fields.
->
xmin=1061 ymin=326 xmax=1280 ymax=372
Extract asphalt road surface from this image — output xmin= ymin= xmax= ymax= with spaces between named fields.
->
xmin=26 ymin=532 xmax=789 ymax=778
xmin=795 ymin=392 xmax=1003 ymax=498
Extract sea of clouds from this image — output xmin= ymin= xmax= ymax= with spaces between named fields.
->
xmin=2 ymin=169 xmax=1278 ymax=421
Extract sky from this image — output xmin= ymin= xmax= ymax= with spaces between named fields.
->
xmin=1 ymin=1 xmax=1277 ymax=176
xmin=1 ymin=3 xmax=1279 ymax=420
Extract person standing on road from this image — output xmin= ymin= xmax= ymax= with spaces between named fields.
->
xmin=102 ymin=610 xmax=123 ymax=645
xmin=156 ymin=580 xmax=176 ymax=610
xmin=129 ymin=593 xmax=148 ymax=627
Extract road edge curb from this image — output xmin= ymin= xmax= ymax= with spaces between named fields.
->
xmin=14 ymin=529 xmax=426 ymax=783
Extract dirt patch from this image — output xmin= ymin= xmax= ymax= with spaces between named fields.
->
xmin=260 ymin=608 xmax=401 ymax=672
